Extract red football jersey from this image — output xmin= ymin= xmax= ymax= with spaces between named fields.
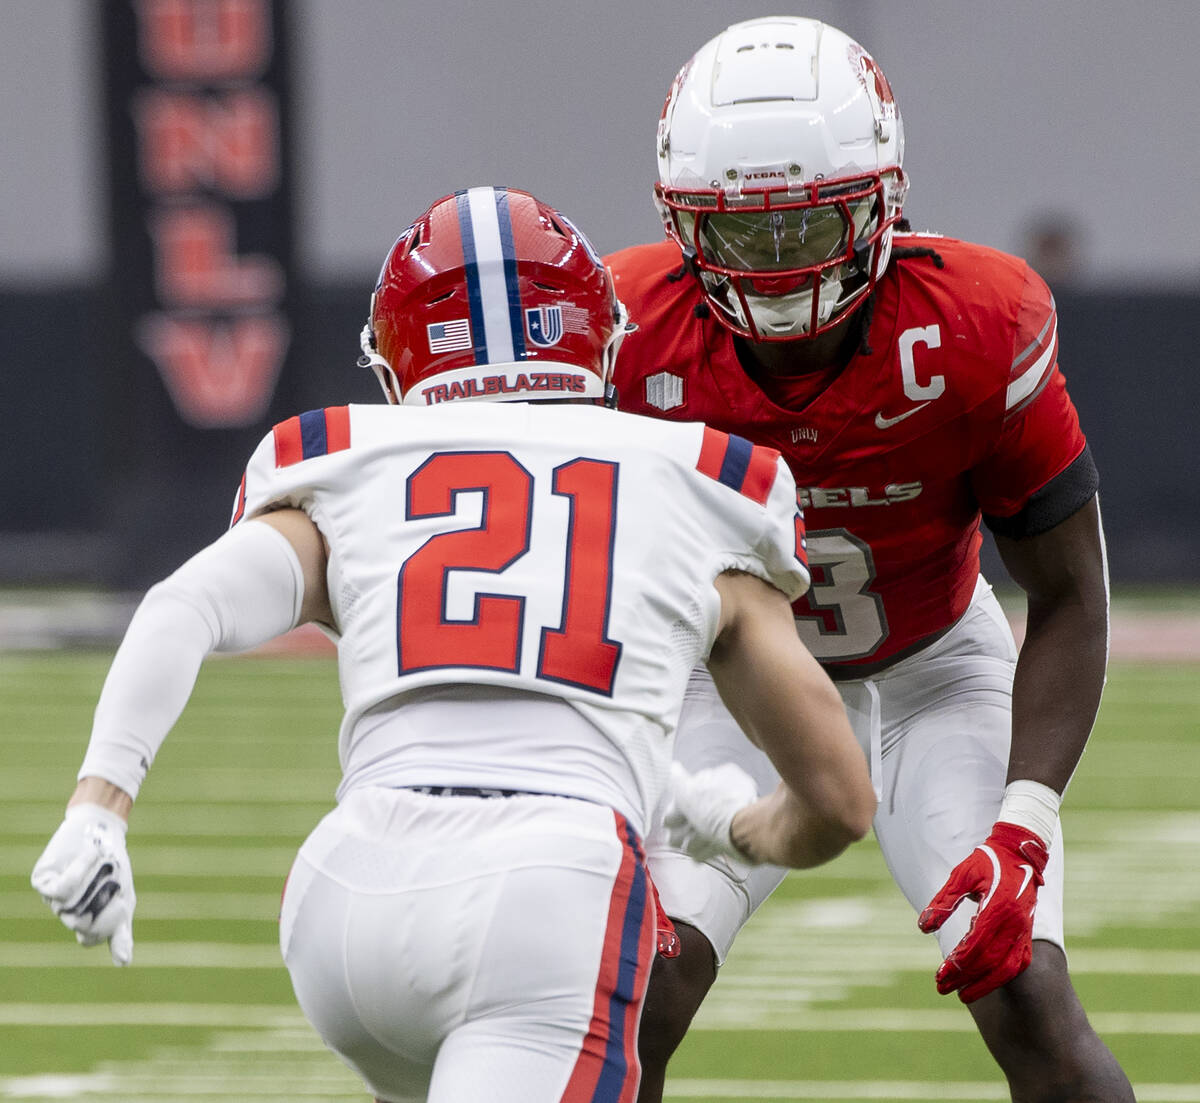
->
xmin=606 ymin=235 xmax=1088 ymax=668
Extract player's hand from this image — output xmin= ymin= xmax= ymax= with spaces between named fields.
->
xmin=663 ymin=761 xmax=759 ymax=863
xmin=917 ymin=821 xmax=1049 ymax=1003
xmin=30 ymin=803 xmax=136 ymax=966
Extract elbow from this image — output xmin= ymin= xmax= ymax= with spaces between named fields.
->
xmin=846 ymin=781 xmax=878 ymax=841
xmin=819 ymin=766 xmax=877 ymax=847
xmin=819 ymin=785 xmax=877 ymax=859
xmin=844 ymin=812 xmax=875 ymax=851
xmin=821 ymin=799 xmax=875 ymax=859
xmin=783 ymin=792 xmax=876 ymax=869
xmin=781 ymin=823 xmax=856 ymax=869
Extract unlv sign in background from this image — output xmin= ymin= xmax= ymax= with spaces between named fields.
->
xmin=103 ymin=0 xmax=294 ymax=429
xmin=98 ymin=0 xmax=297 ymax=583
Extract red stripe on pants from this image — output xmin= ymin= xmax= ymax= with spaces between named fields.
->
xmin=558 ymin=812 xmax=654 ymax=1103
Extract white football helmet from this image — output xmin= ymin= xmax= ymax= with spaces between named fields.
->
xmin=655 ymin=16 xmax=909 ymax=341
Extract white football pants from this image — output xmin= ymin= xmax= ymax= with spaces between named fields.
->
xmin=647 ymin=577 xmax=1067 ymax=963
xmin=280 ymin=785 xmax=655 ymax=1102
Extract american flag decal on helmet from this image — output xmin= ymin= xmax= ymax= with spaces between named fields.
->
xmin=695 ymin=426 xmax=779 ymax=505
xmin=427 ymin=319 xmax=473 ymax=353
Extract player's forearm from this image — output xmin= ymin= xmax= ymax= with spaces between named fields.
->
xmin=731 ymin=782 xmax=868 ymax=868
xmin=997 ymin=496 xmax=1109 ymax=795
xmin=722 ymin=652 xmax=876 ymax=850
xmin=68 ymin=778 xmax=134 ymax=821
xmin=1008 ymin=590 xmax=1108 ymax=793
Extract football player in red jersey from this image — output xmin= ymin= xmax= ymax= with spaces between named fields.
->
xmin=606 ymin=16 xmax=1134 ymax=1103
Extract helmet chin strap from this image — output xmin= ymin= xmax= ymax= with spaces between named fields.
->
xmin=600 ymin=296 xmax=635 ymax=389
xmin=358 ymin=323 xmax=403 ymax=404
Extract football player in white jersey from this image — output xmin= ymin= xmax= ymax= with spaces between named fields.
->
xmin=31 ymin=186 xmax=875 ymax=1103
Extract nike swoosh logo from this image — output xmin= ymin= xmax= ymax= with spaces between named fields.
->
xmin=1016 ymin=863 xmax=1035 ymax=899
xmin=874 ymin=402 xmax=931 ymax=429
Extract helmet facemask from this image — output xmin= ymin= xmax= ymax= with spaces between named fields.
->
xmin=658 ymin=172 xmax=905 ymax=341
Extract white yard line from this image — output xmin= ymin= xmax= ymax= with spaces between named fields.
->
xmin=3 ymin=1001 xmax=1198 ymax=1036
xmin=663 ymin=1082 xmax=1200 ymax=1102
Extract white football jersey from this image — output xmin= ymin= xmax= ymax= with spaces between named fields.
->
xmin=234 ymin=401 xmax=807 ymax=830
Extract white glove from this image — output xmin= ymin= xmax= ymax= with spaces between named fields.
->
xmin=31 ymin=803 xmax=136 ymax=966
xmin=663 ymin=761 xmax=760 ymax=863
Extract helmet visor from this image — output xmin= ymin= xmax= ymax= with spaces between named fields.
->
xmin=697 ymin=199 xmax=874 ymax=275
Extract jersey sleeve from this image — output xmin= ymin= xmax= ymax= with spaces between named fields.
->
xmin=229 ymin=406 xmax=354 ymax=527
xmin=690 ymin=426 xmax=811 ymax=600
xmin=969 ymin=267 xmax=1094 ymax=531
xmin=757 ymin=452 xmax=811 ymax=600
xmin=228 ymin=429 xmax=276 ymax=527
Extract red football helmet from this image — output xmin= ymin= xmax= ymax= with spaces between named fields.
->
xmin=359 ymin=187 xmax=629 ymax=405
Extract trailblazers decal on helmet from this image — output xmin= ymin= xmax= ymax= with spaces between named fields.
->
xmin=359 ymin=186 xmax=630 ymax=405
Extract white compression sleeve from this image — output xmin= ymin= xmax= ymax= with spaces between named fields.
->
xmin=77 ymin=520 xmax=307 ymax=799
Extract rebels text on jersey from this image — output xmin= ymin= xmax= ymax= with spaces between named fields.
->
xmin=606 ymin=235 xmax=1095 ymax=670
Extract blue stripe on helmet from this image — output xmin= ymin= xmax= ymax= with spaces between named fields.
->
xmin=455 ymin=190 xmax=488 ymax=365
xmin=493 ymin=188 xmax=527 ymax=361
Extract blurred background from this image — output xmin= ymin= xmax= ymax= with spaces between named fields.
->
xmin=2 ymin=0 xmax=1198 ymax=601
xmin=2 ymin=7 xmax=1197 ymax=1098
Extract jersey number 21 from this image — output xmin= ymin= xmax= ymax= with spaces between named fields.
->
xmin=396 ymin=451 xmax=623 ymax=696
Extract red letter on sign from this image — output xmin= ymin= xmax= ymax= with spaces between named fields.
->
xmin=149 ymin=205 xmax=283 ymax=307
xmin=136 ymin=0 xmax=271 ymax=80
xmin=136 ymin=89 xmax=278 ymax=198
xmin=137 ymin=314 xmax=290 ymax=427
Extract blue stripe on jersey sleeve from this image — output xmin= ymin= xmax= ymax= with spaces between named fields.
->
xmin=717 ymin=434 xmax=754 ymax=494
xmin=299 ymin=408 xmax=329 ymax=459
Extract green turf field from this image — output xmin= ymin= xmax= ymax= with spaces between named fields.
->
xmin=1 ymin=652 xmax=1197 ymax=1101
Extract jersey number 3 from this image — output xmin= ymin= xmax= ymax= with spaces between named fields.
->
xmin=396 ymin=451 xmax=622 ymax=696
xmin=793 ymin=529 xmax=888 ymax=661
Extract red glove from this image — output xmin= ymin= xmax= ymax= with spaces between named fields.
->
xmin=646 ymin=869 xmax=679 ymax=959
xmin=917 ymin=821 xmax=1049 ymax=1003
